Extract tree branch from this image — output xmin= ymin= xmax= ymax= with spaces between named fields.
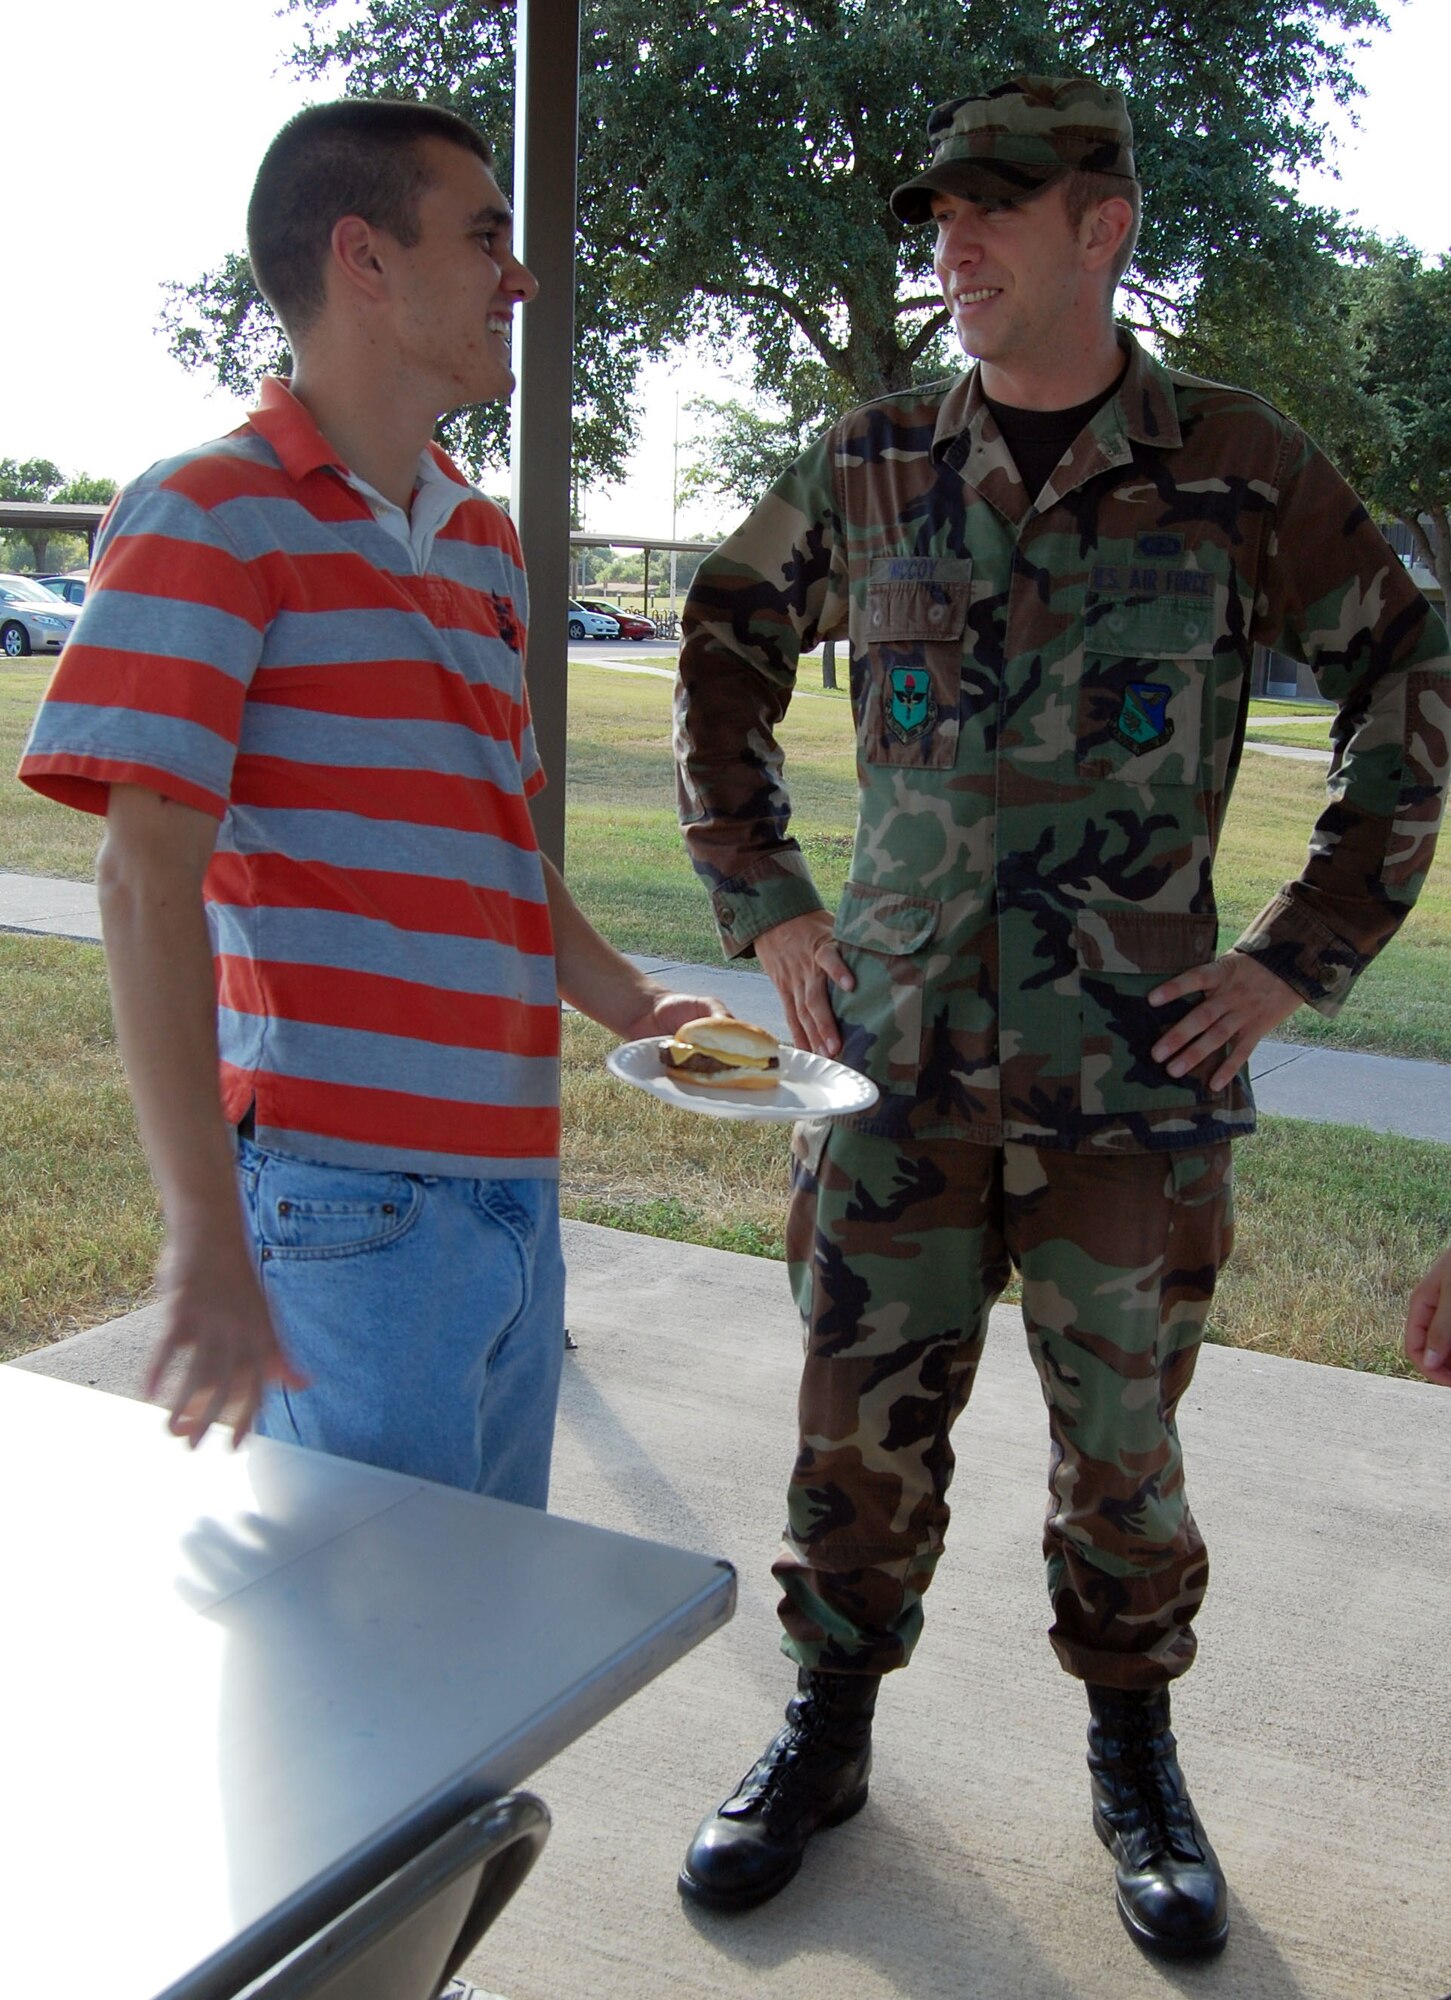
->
xmin=694 ymin=278 xmax=849 ymax=373
xmin=1395 ymin=508 xmax=1435 ymax=572
xmin=1120 ymin=279 xmax=1186 ymax=321
xmin=1424 ymin=503 xmax=1451 ymax=608
xmin=903 ymin=308 xmax=952 ymax=365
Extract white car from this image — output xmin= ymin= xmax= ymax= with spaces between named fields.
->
xmin=0 ymin=574 xmax=81 ymax=657
xmin=567 ymin=599 xmax=620 ymax=639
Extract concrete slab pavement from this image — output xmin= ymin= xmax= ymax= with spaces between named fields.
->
xmin=0 ymin=869 xmax=109 ymax=943
xmin=6 ymin=868 xmax=1451 ymax=1143
xmin=1242 ymin=740 xmax=1334 ymax=764
xmin=12 ymin=1220 xmax=1451 ymax=1999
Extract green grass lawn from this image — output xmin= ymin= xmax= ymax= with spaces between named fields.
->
xmin=1243 ymin=697 xmax=1335 ymax=750
xmin=2 ymin=653 xmax=1447 ymax=1380
xmin=1 ymin=939 xmax=1443 ymax=1382
xmin=1247 ymin=724 xmax=1335 ymax=748
xmin=560 ymin=663 xmax=858 ymax=957
xmin=1 ymin=666 xmax=107 ymax=875
xmin=1243 ymin=723 xmax=1335 ymax=751
xmin=6 ymin=657 xmax=1449 ymax=1058
xmin=0 ymin=934 xmax=164 ymax=1360
xmin=1247 ymin=698 xmax=1332 ymax=718
xmin=560 ymin=1011 xmax=1449 ymax=1379
xmin=557 ymin=661 xmax=1450 ymax=1061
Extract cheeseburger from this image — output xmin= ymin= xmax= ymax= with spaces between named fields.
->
xmin=659 ymin=1014 xmax=782 ymax=1090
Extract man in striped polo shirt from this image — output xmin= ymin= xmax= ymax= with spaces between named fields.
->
xmin=20 ymin=99 xmax=719 ymax=1503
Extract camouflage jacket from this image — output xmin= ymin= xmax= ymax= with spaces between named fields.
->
xmin=675 ymin=333 xmax=1451 ymax=1153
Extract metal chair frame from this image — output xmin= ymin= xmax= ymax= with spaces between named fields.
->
xmin=231 ymin=1791 xmax=550 ymax=2000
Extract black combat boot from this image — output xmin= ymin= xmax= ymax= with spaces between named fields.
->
xmin=1086 ymin=1683 xmax=1229 ymax=1958
xmin=678 ymin=1668 xmax=880 ymax=1910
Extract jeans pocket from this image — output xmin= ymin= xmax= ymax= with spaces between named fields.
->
xmin=252 ymin=1153 xmax=423 ymax=1261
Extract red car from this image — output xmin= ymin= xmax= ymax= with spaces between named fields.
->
xmin=575 ymin=598 xmax=657 ymax=641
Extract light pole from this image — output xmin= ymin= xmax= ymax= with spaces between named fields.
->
xmin=670 ymin=388 xmax=680 ymax=618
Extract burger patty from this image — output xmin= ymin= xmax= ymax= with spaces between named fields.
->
xmin=660 ymin=1042 xmax=779 ymax=1076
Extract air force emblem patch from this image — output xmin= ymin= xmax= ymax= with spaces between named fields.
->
xmin=1111 ymin=681 xmax=1174 ymax=754
xmin=887 ymin=667 xmax=936 ymax=743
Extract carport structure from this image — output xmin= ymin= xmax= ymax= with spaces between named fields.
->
xmin=0 ymin=500 xmax=106 ymax=561
xmin=570 ymin=533 xmax=715 ymax=623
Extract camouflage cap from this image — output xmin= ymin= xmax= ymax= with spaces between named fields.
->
xmin=890 ymin=73 xmax=1136 ymax=224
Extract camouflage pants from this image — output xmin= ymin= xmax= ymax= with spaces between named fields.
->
xmin=775 ymin=1122 xmax=1234 ymax=1690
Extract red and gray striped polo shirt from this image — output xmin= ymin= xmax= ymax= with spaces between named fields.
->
xmin=20 ymin=379 xmax=560 ymax=1177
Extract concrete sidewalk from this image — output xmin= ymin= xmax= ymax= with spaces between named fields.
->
xmin=12 ymin=1220 xmax=1451 ymax=1999
xmin=5 ymin=867 xmax=1450 ymax=1145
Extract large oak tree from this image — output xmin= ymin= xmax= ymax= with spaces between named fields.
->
xmin=163 ymin=0 xmax=1387 ymax=483
xmin=1175 ymin=234 xmax=1451 ymax=607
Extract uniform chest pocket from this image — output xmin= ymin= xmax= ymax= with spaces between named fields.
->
xmin=1078 ymin=596 xmax=1213 ymax=787
xmin=859 ymin=574 xmax=970 ymax=771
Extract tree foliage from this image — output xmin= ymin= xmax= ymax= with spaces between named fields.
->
xmin=55 ymin=472 xmax=120 ymax=506
xmin=164 ymin=0 xmax=1386 ymax=482
xmin=1166 ymin=204 xmax=1387 ymax=489
xmin=1352 ymin=252 xmax=1451 ymax=605
xmin=1174 ymin=237 xmax=1451 ymax=606
xmin=0 ymin=459 xmax=118 ymax=506
xmin=678 ymin=358 xmax=858 ymax=515
xmin=0 ymin=457 xmax=67 ymax=504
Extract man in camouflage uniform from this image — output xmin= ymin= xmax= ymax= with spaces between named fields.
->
xmin=672 ymin=74 xmax=1451 ymax=1957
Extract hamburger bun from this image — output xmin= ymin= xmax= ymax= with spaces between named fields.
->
xmin=659 ymin=1013 xmax=783 ymax=1090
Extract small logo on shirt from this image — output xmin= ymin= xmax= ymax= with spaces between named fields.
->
xmin=1111 ymin=681 xmax=1174 ymax=753
xmin=869 ymin=557 xmax=973 ymax=584
xmin=1136 ymin=533 xmax=1184 ymax=559
xmin=887 ymin=667 xmax=936 ymax=743
xmin=1090 ymin=563 xmax=1212 ymax=599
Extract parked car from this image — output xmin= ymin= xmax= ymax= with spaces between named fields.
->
xmin=567 ymin=599 xmax=620 ymax=640
xmin=0 ymin=574 xmax=81 ymax=657
xmin=36 ymin=571 xmax=88 ymax=606
xmin=575 ymin=597 xmax=657 ymax=641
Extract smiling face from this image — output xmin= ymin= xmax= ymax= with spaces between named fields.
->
xmin=931 ymin=181 xmax=1096 ymax=380
xmin=385 ymin=137 xmax=538 ymax=412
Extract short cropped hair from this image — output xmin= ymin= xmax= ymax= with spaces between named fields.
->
xmin=1061 ymin=169 xmax=1142 ymax=288
xmin=247 ymin=98 xmax=493 ymax=335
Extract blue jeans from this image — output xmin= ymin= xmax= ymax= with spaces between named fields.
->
xmin=238 ymin=1140 xmax=566 ymax=1507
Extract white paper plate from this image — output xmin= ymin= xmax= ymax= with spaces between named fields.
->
xmin=605 ymin=1038 xmax=880 ymax=1124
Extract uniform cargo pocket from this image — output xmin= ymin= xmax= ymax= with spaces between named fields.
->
xmin=831 ymin=880 xmax=939 ymax=1101
xmin=1076 ymin=907 xmax=1229 ymax=1117
xmin=1077 ymin=595 xmax=1212 ymax=787
xmin=859 ymin=574 xmax=969 ymax=771
xmin=790 ymin=1115 xmax=833 ymax=1181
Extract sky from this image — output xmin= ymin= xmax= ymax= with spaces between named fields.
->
xmin=5 ymin=0 xmax=1448 ymax=540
